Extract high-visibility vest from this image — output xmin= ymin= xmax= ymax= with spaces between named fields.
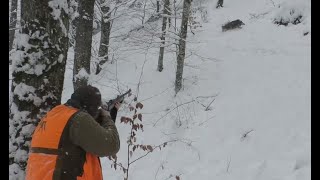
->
xmin=25 ymin=105 xmax=103 ymax=180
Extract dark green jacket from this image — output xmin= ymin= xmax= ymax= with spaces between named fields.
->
xmin=69 ymin=110 xmax=120 ymax=157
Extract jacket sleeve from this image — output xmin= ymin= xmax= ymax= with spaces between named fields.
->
xmin=69 ymin=111 xmax=120 ymax=157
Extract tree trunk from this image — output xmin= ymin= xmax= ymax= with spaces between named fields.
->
xmin=68 ymin=0 xmax=78 ymax=48
xmin=73 ymin=0 xmax=95 ymax=89
xmin=216 ymin=0 xmax=223 ymax=8
xmin=175 ymin=0 xmax=191 ymax=94
xmin=167 ymin=0 xmax=171 ymax=28
xmin=157 ymin=0 xmax=160 ymax=13
xmin=9 ymin=0 xmax=69 ymax=178
xmin=96 ymin=0 xmax=111 ymax=75
xmin=9 ymin=0 xmax=18 ymax=52
xmin=157 ymin=0 xmax=170 ymax=72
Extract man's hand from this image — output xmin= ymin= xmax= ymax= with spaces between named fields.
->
xmin=100 ymin=108 xmax=111 ymax=117
xmin=95 ymin=108 xmax=110 ymax=124
xmin=110 ymin=102 xmax=121 ymax=122
xmin=114 ymin=102 xmax=121 ymax=110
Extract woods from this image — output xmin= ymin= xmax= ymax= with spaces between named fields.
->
xmin=9 ymin=0 xmax=198 ymax=179
xmin=8 ymin=0 xmax=311 ymax=180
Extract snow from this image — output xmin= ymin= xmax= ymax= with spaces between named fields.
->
xmin=13 ymin=83 xmax=42 ymax=106
xmin=69 ymin=0 xmax=79 ymax=21
xmin=48 ymin=0 xmax=69 ymax=20
xmin=20 ymin=124 xmax=36 ymax=137
xmin=14 ymin=149 xmax=28 ymax=162
xmin=9 ymin=140 xmax=17 ymax=154
xmin=87 ymin=0 xmax=309 ymax=179
xmin=9 ymin=163 xmax=24 ymax=180
xmin=10 ymin=102 xmax=31 ymax=124
xmin=9 ymin=0 xmax=310 ymax=179
xmin=273 ymin=0 xmax=311 ymax=25
xmin=48 ymin=0 xmax=69 ymax=36
xmin=12 ymin=33 xmax=48 ymax=76
xmin=74 ymin=68 xmax=90 ymax=81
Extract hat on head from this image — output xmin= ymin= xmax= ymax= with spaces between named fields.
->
xmin=69 ymin=85 xmax=102 ymax=118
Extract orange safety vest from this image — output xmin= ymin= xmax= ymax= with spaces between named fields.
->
xmin=25 ymin=105 xmax=103 ymax=180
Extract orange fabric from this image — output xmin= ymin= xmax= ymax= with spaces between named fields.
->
xmin=77 ymin=153 xmax=103 ymax=180
xmin=26 ymin=105 xmax=103 ymax=180
xmin=31 ymin=105 xmax=78 ymax=149
xmin=25 ymin=153 xmax=57 ymax=180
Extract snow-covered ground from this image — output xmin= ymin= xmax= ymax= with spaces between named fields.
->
xmin=61 ymin=0 xmax=310 ymax=179
xmin=10 ymin=0 xmax=310 ymax=179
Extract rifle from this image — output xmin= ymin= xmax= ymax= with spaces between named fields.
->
xmin=102 ymin=89 xmax=131 ymax=111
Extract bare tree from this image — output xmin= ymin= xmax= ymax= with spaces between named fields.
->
xmin=175 ymin=0 xmax=191 ymax=94
xmin=157 ymin=0 xmax=170 ymax=72
xmin=73 ymin=0 xmax=95 ymax=89
xmin=9 ymin=0 xmax=69 ymax=178
xmin=96 ymin=0 xmax=111 ymax=74
xmin=9 ymin=0 xmax=18 ymax=52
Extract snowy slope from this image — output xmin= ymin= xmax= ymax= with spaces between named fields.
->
xmin=59 ymin=0 xmax=310 ymax=179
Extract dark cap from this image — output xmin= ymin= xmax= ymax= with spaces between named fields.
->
xmin=69 ymin=85 xmax=102 ymax=118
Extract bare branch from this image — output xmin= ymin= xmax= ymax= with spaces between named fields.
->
xmin=140 ymin=87 xmax=172 ymax=102
xmin=205 ymin=98 xmax=215 ymax=111
xmin=129 ymin=140 xmax=179 ymax=165
xmin=269 ymin=0 xmax=276 ymax=7
xmin=153 ymin=100 xmax=196 ymax=127
xmin=226 ymin=157 xmax=231 ymax=173
xmin=135 ymin=50 xmax=148 ymax=99
xmin=241 ymin=129 xmax=254 ymax=141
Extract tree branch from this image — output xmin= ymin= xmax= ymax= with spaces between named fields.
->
xmin=129 ymin=140 xmax=179 ymax=165
xmin=153 ymin=100 xmax=195 ymax=127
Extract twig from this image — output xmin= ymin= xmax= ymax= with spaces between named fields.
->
xmin=175 ymin=102 xmax=182 ymax=127
xmin=154 ymin=161 xmax=167 ymax=180
xmin=241 ymin=129 xmax=254 ymax=140
xmin=129 ymin=140 xmax=178 ymax=165
xmin=269 ymin=0 xmax=276 ymax=7
xmin=140 ymin=87 xmax=172 ymax=102
xmin=153 ymin=100 xmax=195 ymax=127
xmin=191 ymin=52 xmax=222 ymax=62
xmin=115 ymin=54 xmax=121 ymax=93
xmin=135 ymin=50 xmax=148 ymax=100
xmin=129 ymin=150 xmax=152 ymax=165
xmin=226 ymin=157 xmax=231 ymax=173
xmin=110 ymin=158 xmax=126 ymax=170
xmin=205 ymin=98 xmax=215 ymax=111
xmin=198 ymin=115 xmax=215 ymax=126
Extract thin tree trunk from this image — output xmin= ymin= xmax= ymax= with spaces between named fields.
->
xmin=167 ymin=0 xmax=171 ymax=28
xmin=68 ymin=0 xmax=78 ymax=48
xmin=9 ymin=0 xmax=18 ymax=52
xmin=157 ymin=0 xmax=160 ymax=13
xmin=173 ymin=0 xmax=179 ymax=58
xmin=142 ymin=0 xmax=147 ymax=25
xmin=73 ymin=0 xmax=95 ymax=89
xmin=175 ymin=0 xmax=191 ymax=94
xmin=157 ymin=0 xmax=170 ymax=72
xmin=9 ymin=0 xmax=69 ymax=178
xmin=96 ymin=0 xmax=111 ymax=75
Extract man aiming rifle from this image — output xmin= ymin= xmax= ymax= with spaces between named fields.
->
xmin=25 ymin=85 xmax=130 ymax=180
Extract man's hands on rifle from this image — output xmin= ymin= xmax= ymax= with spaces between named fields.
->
xmin=114 ymin=102 xmax=121 ymax=110
xmin=96 ymin=102 xmax=122 ymax=124
xmin=99 ymin=89 xmax=130 ymax=123
xmin=109 ymin=102 xmax=121 ymax=122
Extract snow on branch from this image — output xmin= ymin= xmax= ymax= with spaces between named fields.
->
xmin=49 ymin=0 xmax=69 ymax=36
xmin=13 ymin=83 xmax=42 ymax=106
